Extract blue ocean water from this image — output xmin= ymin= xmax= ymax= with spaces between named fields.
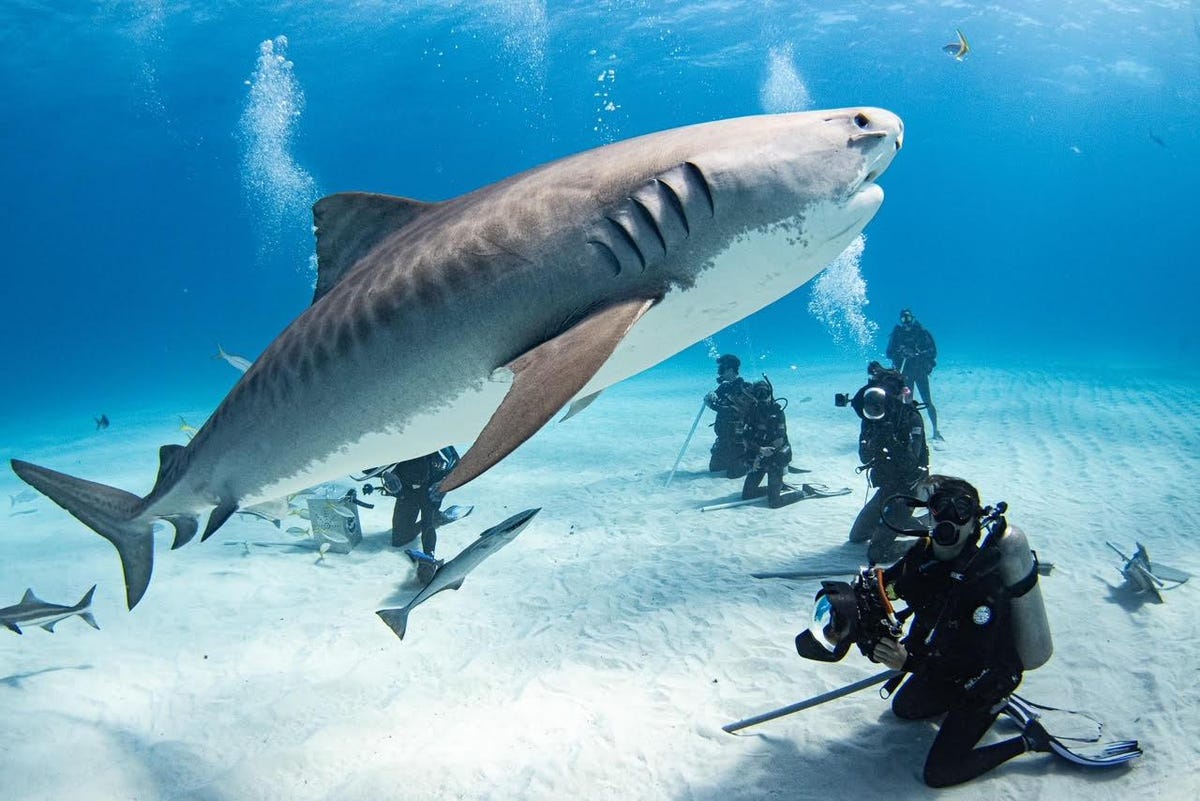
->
xmin=1 ymin=0 xmax=1197 ymax=434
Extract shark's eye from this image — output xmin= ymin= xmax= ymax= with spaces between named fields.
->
xmin=853 ymin=113 xmax=870 ymax=129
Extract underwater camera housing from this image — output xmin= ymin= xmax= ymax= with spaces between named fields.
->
xmin=796 ymin=567 xmax=904 ymax=662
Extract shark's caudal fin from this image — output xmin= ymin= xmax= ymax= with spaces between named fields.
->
xmin=10 ymin=460 xmax=154 ymax=609
xmin=376 ymin=607 xmax=411 ymax=640
xmin=75 ymin=585 xmax=100 ymax=630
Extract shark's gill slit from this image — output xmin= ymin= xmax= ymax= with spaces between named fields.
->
xmin=629 ymin=196 xmax=667 ymax=255
xmin=654 ymin=178 xmax=690 ymax=237
xmin=605 ymin=215 xmax=646 ymax=272
xmin=682 ymin=161 xmax=714 ymax=216
xmin=587 ymin=239 xmax=622 ymax=276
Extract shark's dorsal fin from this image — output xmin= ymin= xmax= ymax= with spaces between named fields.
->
xmin=20 ymin=588 xmax=40 ymax=605
xmin=311 ymin=192 xmax=435 ymax=304
xmin=440 ymin=296 xmax=657 ymax=492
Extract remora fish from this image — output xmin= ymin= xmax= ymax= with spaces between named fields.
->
xmin=1 ymin=585 xmax=100 ymax=634
xmin=12 ymin=109 xmax=903 ymax=608
xmin=377 ymin=508 xmax=539 ymax=640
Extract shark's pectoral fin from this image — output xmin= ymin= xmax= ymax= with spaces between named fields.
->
xmin=441 ymin=297 xmax=656 ymax=492
xmin=3 ymin=621 xmax=21 ymax=634
xmin=561 ymin=391 xmax=602 ymax=421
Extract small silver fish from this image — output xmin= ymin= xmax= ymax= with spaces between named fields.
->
xmin=214 ymin=344 xmax=253 ymax=373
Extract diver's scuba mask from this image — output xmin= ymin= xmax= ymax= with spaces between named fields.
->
xmin=928 ymin=489 xmax=977 ymax=545
xmin=880 ymin=487 xmax=982 ymax=546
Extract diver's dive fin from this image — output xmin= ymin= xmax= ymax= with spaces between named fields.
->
xmin=1004 ymin=695 xmax=1142 ymax=767
xmin=441 ymin=297 xmax=656 ymax=492
xmin=10 ymin=459 xmax=154 ymax=609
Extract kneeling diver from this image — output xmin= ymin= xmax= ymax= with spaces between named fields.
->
xmin=798 ymin=476 xmax=1065 ymax=787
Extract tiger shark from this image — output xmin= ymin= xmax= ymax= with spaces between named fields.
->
xmin=12 ymin=107 xmax=903 ymax=609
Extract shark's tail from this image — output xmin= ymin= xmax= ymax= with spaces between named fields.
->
xmin=10 ymin=460 xmax=154 ymax=609
xmin=74 ymin=584 xmax=100 ymax=630
xmin=376 ymin=606 xmax=412 ymax=640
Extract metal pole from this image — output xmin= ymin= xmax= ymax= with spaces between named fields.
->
xmin=665 ymin=399 xmax=708 ymax=487
xmin=722 ymin=670 xmax=900 ymax=733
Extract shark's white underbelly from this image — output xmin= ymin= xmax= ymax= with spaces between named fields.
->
xmin=583 ymin=189 xmax=881 ymax=393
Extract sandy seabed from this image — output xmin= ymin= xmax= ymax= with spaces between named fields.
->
xmin=2 ymin=360 xmax=1199 ymax=800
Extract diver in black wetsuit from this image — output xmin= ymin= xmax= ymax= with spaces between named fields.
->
xmin=847 ymin=362 xmax=929 ymax=563
xmin=886 ymin=309 xmax=942 ymax=441
xmin=706 ymin=354 xmax=749 ymax=478
xmin=380 ymin=447 xmax=459 ymax=582
xmin=740 ymin=377 xmax=801 ymax=508
xmin=871 ymin=476 xmax=1051 ymax=788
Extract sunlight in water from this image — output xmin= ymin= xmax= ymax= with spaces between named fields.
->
xmin=808 ymin=234 xmax=878 ymax=351
xmin=238 ymin=35 xmax=319 ymax=274
xmin=760 ymin=43 xmax=813 ymax=113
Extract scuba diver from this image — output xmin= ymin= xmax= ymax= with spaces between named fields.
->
xmin=842 ymin=362 xmax=929 ymax=564
xmin=873 ymin=477 xmax=1052 ymax=787
xmin=886 ymin=309 xmax=942 ymax=441
xmin=374 ymin=447 xmax=459 ymax=583
xmin=705 ymin=353 xmax=750 ymax=478
xmin=796 ymin=476 xmax=1060 ymax=787
xmin=739 ymin=376 xmax=801 ymax=508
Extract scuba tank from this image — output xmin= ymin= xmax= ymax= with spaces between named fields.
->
xmin=990 ymin=521 xmax=1053 ymax=670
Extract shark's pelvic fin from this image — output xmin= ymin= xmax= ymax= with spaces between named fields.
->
xmin=441 ymin=297 xmax=656 ymax=492
xmin=311 ymin=191 xmax=436 ymax=304
xmin=561 ymin=391 xmax=602 ymax=421
xmin=10 ymin=459 xmax=154 ymax=609
xmin=166 ymin=515 xmax=199 ymax=549
xmin=201 ymin=499 xmax=239 ymax=542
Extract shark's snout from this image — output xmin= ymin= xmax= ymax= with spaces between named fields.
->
xmin=846 ymin=108 xmax=903 ymax=187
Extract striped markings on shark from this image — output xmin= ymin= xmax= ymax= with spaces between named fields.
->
xmin=1 ymin=586 xmax=99 ymax=634
xmin=11 ymin=109 xmax=903 ymax=610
